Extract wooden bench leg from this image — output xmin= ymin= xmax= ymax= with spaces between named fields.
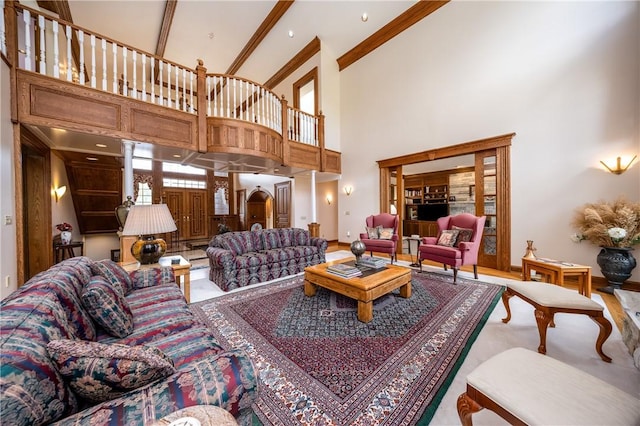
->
xmin=457 ymin=393 xmax=483 ymax=426
xmin=534 ymin=308 xmax=554 ymax=355
xmin=501 ymin=289 xmax=514 ymax=323
xmin=590 ymin=314 xmax=612 ymax=363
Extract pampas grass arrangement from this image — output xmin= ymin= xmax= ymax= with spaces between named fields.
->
xmin=572 ymin=198 xmax=640 ymax=248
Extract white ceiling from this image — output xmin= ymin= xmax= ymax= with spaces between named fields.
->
xmin=66 ymin=0 xmax=417 ymax=84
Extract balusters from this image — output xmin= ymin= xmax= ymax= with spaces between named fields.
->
xmin=112 ymin=42 xmax=118 ymax=93
xmin=151 ymin=57 xmax=155 ymax=103
xmin=225 ymin=76 xmax=230 ymax=117
xmin=132 ymin=50 xmax=137 ymax=98
xmin=23 ymin=10 xmax=32 ymax=71
xmin=232 ymin=77 xmax=237 ymax=118
xmin=159 ymin=61 xmax=164 ymax=105
xmin=174 ymin=65 xmax=178 ymax=109
xmin=52 ymin=21 xmax=59 ymax=78
xmin=66 ymin=25 xmax=72 ymax=81
xmin=182 ymin=68 xmax=186 ymax=111
xmin=78 ymin=30 xmax=85 ymax=84
xmin=189 ymin=70 xmax=194 ymax=113
xmin=166 ymin=63 xmax=171 ymax=108
xmin=90 ymin=35 xmax=96 ymax=88
xmin=101 ymin=39 xmax=107 ymax=90
xmin=141 ymin=54 xmax=147 ymax=101
xmin=0 ymin=0 xmax=6 ymax=57
xmin=206 ymin=76 xmax=212 ymax=115
xmin=212 ymin=76 xmax=217 ymax=116
xmin=38 ymin=15 xmax=45 ymax=74
xmin=122 ymin=46 xmax=127 ymax=95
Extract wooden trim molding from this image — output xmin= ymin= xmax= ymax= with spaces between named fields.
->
xmin=377 ymin=133 xmax=516 ymax=168
xmin=293 ymin=67 xmax=318 ymax=114
xmin=264 ymin=37 xmax=321 ymax=89
xmin=337 ymin=0 xmax=450 ymax=71
xmin=227 ymin=0 xmax=295 ymax=75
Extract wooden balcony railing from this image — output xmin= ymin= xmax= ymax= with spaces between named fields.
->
xmin=2 ymin=2 xmax=322 ymax=148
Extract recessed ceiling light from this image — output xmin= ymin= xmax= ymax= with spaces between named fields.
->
xmin=361 ymin=12 xmax=368 ymax=22
xmin=274 ymin=168 xmax=280 ymax=172
xmin=172 ymin=154 xmax=181 ymax=158
xmin=95 ymin=143 xmax=107 ymax=148
xmin=288 ymin=30 xmax=294 ymax=38
xmin=86 ymin=157 xmax=98 ymax=161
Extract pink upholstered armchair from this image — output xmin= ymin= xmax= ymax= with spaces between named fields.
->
xmin=418 ymin=213 xmax=486 ymax=283
xmin=358 ymin=213 xmax=399 ymax=264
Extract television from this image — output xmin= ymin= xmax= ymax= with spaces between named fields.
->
xmin=417 ymin=203 xmax=448 ymax=221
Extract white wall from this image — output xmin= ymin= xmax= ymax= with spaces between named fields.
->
xmin=0 ymin=58 xmax=17 ymax=298
xmin=339 ymin=1 xmax=640 ymax=281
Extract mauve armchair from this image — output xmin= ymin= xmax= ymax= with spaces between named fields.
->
xmin=418 ymin=213 xmax=486 ymax=283
xmin=358 ymin=213 xmax=399 ymax=264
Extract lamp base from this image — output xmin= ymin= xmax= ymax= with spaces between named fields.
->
xmin=131 ymin=236 xmax=167 ymax=264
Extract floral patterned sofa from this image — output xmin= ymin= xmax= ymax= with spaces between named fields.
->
xmin=0 ymin=256 xmax=258 ymax=426
xmin=207 ymin=228 xmax=328 ymax=291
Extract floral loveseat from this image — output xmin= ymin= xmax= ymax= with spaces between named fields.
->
xmin=0 ymin=256 xmax=258 ymax=425
xmin=207 ymin=228 xmax=328 ymax=291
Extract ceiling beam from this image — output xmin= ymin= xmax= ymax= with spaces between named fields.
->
xmin=156 ymin=0 xmax=178 ymax=57
xmin=226 ymin=0 xmax=295 ymax=75
xmin=337 ymin=0 xmax=450 ymax=71
xmin=263 ymin=36 xmax=320 ymax=89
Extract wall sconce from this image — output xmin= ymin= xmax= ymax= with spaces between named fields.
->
xmin=344 ymin=186 xmax=352 ymax=196
xmin=53 ymin=185 xmax=67 ymax=202
xmin=600 ymin=155 xmax=637 ymax=175
xmin=326 ymin=195 xmax=332 ymax=205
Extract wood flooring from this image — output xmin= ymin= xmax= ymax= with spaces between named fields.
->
xmin=327 ymin=243 xmax=633 ymax=332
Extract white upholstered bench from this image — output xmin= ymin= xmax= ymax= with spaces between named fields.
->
xmin=457 ymin=347 xmax=640 ymax=426
xmin=502 ymin=280 xmax=612 ymax=362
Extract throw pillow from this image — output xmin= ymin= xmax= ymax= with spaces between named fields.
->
xmin=90 ymin=259 xmax=133 ymax=296
xmin=129 ymin=267 xmax=175 ymax=290
xmin=365 ymin=226 xmax=379 ymax=239
xmin=378 ymin=227 xmax=394 ymax=240
xmin=452 ymin=226 xmax=474 ymax=247
xmin=47 ymin=339 xmax=176 ymax=402
xmin=82 ymin=276 xmax=134 ymax=338
xmin=437 ymin=229 xmax=460 ymax=247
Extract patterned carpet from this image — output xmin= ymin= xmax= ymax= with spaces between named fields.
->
xmin=190 ymin=271 xmax=503 ymax=425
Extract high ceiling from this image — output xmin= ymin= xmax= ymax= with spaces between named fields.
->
xmin=27 ymin=0 xmax=447 ymax=176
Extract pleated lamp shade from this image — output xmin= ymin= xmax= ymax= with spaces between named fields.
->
xmin=121 ymin=204 xmax=177 ymax=264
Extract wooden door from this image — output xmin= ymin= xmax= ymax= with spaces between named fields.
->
xmin=236 ymin=189 xmax=246 ymax=231
xmin=186 ymin=190 xmax=208 ymax=239
xmin=274 ymin=181 xmax=291 ymax=228
xmin=247 ymin=190 xmax=268 ymax=229
xmin=164 ymin=190 xmax=184 ymax=244
xmin=22 ymin=144 xmax=51 ymax=280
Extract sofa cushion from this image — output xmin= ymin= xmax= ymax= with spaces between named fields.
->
xmin=91 ymin=259 xmax=133 ymax=295
xmin=293 ymin=228 xmax=311 ymax=246
xmin=82 ymin=276 xmax=134 ymax=338
xmin=128 ymin=267 xmax=175 ymax=290
xmin=278 ymin=228 xmax=295 ymax=247
xmin=47 ymin=339 xmax=176 ymax=403
xmin=261 ymin=229 xmax=282 ymax=250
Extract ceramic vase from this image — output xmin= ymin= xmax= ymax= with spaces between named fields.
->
xmin=60 ymin=231 xmax=72 ymax=245
xmin=596 ymin=247 xmax=636 ymax=294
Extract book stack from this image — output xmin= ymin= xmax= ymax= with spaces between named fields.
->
xmin=357 ymin=256 xmax=386 ymax=269
xmin=327 ymin=263 xmax=362 ymax=278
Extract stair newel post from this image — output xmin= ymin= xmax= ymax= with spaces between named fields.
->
xmin=5 ymin=0 xmax=18 ymax=120
xmin=281 ymin=95 xmax=290 ymax=166
xmin=196 ymin=59 xmax=207 ymax=153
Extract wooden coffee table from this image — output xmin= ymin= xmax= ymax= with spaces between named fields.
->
xmin=304 ymin=258 xmax=412 ymax=323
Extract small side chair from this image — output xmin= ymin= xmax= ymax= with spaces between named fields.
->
xmin=358 ymin=213 xmax=399 ymax=264
xmin=418 ymin=213 xmax=486 ymax=283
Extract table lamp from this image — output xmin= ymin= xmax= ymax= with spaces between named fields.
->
xmin=121 ymin=204 xmax=177 ymax=264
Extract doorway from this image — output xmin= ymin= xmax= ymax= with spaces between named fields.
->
xmin=274 ymin=181 xmax=292 ymax=228
xmin=247 ymin=188 xmax=272 ymax=230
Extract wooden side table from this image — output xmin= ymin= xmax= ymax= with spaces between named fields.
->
xmin=522 ymin=257 xmax=592 ymax=298
xmin=121 ymin=255 xmax=191 ymax=303
xmin=54 ymin=241 xmax=84 ymax=263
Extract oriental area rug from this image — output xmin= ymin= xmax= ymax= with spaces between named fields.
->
xmin=190 ymin=271 xmax=503 ymax=425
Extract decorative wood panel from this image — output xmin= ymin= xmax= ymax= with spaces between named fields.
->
xmin=130 ymin=108 xmax=194 ymax=147
xmin=288 ymin=141 xmax=321 ymax=169
xmin=206 ymin=118 xmax=283 ymax=164
xmin=323 ymin=149 xmax=341 ymax=173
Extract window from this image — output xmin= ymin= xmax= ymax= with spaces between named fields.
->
xmin=293 ymin=67 xmax=318 ymax=115
xmin=163 ymin=178 xmax=206 ymax=189
xmin=135 ymin=182 xmax=152 ymax=205
xmin=162 ymin=162 xmax=205 ymax=175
